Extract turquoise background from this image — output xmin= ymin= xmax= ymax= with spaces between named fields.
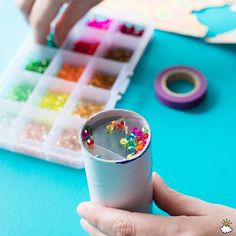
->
xmin=0 ymin=1 xmax=236 ymax=235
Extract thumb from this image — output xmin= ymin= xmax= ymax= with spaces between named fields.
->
xmin=153 ymin=172 xmax=212 ymax=216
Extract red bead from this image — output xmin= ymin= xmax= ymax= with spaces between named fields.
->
xmin=118 ymin=120 xmax=125 ymax=130
xmin=73 ymin=40 xmax=99 ymax=55
xmin=87 ymin=138 xmax=95 ymax=149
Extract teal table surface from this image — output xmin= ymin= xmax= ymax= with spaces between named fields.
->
xmin=0 ymin=2 xmax=236 ymax=235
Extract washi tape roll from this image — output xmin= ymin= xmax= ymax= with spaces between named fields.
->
xmin=155 ymin=66 xmax=207 ymax=109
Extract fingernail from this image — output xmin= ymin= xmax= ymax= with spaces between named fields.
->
xmin=153 ymin=172 xmax=164 ymax=181
xmin=80 ymin=218 xmax=89 ymax=232
xmin=77 ymin=202 xmax=89 ymax=216
xmin=152 ymin=172 xmax=158 ymax=178
xmin=80 ymin=218 xmax=86 ymax=227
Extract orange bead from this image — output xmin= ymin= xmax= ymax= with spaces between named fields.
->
xmin=57 ymin=64 xmax=84 ymax=82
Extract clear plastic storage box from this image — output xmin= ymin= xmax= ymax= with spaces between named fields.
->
xmin=0 ymin=14 xmax=153 ymax=168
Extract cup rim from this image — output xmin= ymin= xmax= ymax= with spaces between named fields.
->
xmin=80 ymin=109 xmax=151 ymax=164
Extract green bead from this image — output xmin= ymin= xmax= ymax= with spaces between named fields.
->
xmin=4 ymin=84 xmax=34 ymax=102
xmin=142 ymin=127 xmax=148 ymax=134
xmin=25 ymin=59 xmax=51 ymax=73
xmin=46 ymin=33 xmax=58 ymax=48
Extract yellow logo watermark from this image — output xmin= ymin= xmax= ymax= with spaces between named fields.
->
xmin=221 ymin=219 xmax=233 ymax=234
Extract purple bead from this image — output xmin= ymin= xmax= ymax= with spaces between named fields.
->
xmin=82 ymin=126 xmax=93 ymax=141
xmin=137 ymin=130 xmax=144 ymax=138
xmin=131 ymin=127 xmax=139 ymax=134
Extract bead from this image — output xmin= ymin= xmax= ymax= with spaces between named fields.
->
xmin=87 ymin=138 xmax=95 ymax=149
xmin=82 ymin=126 xmax=93 ymax=141
xmin=136 ymin=145 xmax=143 ymax=152
xmin=56 ymin=128 xmax=81 ymax=151
xmin=73 ymin=40 xmax=99 ymax=55
xmin=104 ymin=47 xmax=133 ymax=63
xmin=128 ymin=145 xmax=135 ymax=153
xmin=73 ymin=100 xmax=104 ymax=118
xmin=87 ymin=17 xmax=112 ymax=30
xmin=39 ymin=91 xmax=69 ymax=111
xmin=119 ymin=126 xmax=149 ymax=158
xmin=57 ymin=64 xmax=84 ymax=82
xmin=137 ymin=130 xmax=144 ymax=138
xmin=106 ymin=119 xmax=126 ymax=135
xmin=106 ymin=124 xmax=114 ymax=133
xmin=127 ymin=153 xmax=135 ymax=159
xmin=126 ymin=135 xmax=134 ymax=141
xmin=131 ymin=127 xmax=139 ymax=134
xmin=25 ymin=59 xmax=51 ymax=73
xmin=88 ymin=72 xmax=116 ymax=90
xmin=4 ymin=84 xmax=34 ymax=102
xmin=142 ymin=127 xmax=149 ymax=134
xmin=120 ymin=138 xmax=128 ymax=145
xmin=118 ymin=120 xmax=125 ymax=130
xmin=21 ymin=122 xmax=50 ymax=142
xmin=120 ymin=23 xmax=144 ymax=37
xmin=46 ymin=33 xmax=58 ymax=48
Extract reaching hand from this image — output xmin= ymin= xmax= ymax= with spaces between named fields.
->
xmin=16 ymin=0 xmax=102 ymax=45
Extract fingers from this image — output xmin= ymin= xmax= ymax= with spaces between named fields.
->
xmin=16 ymin=0 xmax=35 ymax=20
xmin=29 ymin=0 xmax=65 ymax=44
xmin=77 ymin=202 xmax=198 ymax=236
xmin=55 ymin=0 xmax=101 ymax=45
xmin=80 ymin=219 xmax=107 ymax=236
xmin=153 ymin=172 xmax=212 ymax=216
xmin=17 ymin=0 xmax=101 ymax=45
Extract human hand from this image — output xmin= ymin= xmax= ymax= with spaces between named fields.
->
xmin=16 ymin=0 xmax=102 ymax=45
xmin=77 ymin=173 xmax=236 ymax=236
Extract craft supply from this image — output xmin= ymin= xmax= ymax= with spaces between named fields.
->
xmin=73 ymin=100 xmax=104 ymax=118
xmin=120 ymin=23 xmax=144 ymax=37
xmin=0 ymin=13 xmax=153 ymax=169
xmin=86 ymin=138 xmax=95 ymax=149
xmin=25 ymin=59 xmax=51 ymax=73
xmin=80 ymin=109 xmax=152 ymax=213
xmin=57 ymin=64 xmax=84 ymax=82
xmin=81 ymin=125 xmax=93 ymax=141
xmin=155 ymin=66 xmax=207 ymax=110
xmin=106 ymin=119 xmax=125 ymax=134
xmin=73 ymin=40 xmax=100 ymax=55
xmin=56 ymin=129 xmax=81 ymax=151
xmin=119 ymin=126 xmax=149 ymax=159
xmin=88 ymin=72 xmax=116 ymax=90
xmin=87 ymin=17 xmax=112 ymax=30
xmin=46 ymin=33 xmax=58 ymax=48
xmin=104 ymin=47 xmax=133 ymax=62
xmin=4 ymin=84 xmax=34 ymax=102
xmin=39 ymin=91 xmax=69 ymax=111
xmin=21 ymin=122 xmax=50 ymax=142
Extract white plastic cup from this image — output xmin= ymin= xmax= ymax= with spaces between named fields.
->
xmin=80 ymin=109 xmax=153 ymax=213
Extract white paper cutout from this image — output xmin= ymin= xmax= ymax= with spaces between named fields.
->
xmin=206 ymin=28 xmax=236 ymax=43
xmin=93 ymin=0 xmax=231 ymax=38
